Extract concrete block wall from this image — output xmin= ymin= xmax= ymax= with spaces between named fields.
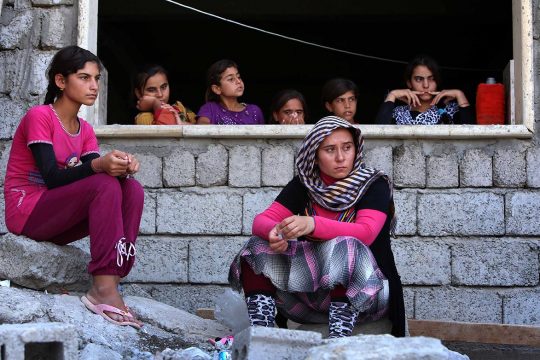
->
xmin=1 ymin=137 xmax=533 ymax=326
xmin=0 ymin=0 xmax=539 ymax=329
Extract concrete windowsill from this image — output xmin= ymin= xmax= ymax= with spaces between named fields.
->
xmin=94 ymin=124 xmax=534 ymax=140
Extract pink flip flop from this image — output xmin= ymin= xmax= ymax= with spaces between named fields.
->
xmin=80 ymin=295 xmax=142 ymax=329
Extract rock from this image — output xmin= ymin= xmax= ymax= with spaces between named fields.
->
xmin=125 ymin=295 xmax=231 ymax=343
xmin=0 ymin=286 xmax=227 ymax=357
xmin=304 ymin=334 xmax=469 ymax=360
xmin=0 ymin=233 xmax=91 ymax=291
xmin=80 ymin=343 xmax=122 ymax=360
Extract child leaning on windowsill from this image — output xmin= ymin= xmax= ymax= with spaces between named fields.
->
xmin=133 ymin=64 xmax=196 ymax=125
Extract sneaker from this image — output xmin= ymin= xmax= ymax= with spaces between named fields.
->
xmin=245 ymin=294 xmax=276 ymax=327
xmin=328 ymin=301 xmax=359 ymax=338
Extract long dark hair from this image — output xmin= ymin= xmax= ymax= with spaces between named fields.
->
xmin=204 ymin=59 xmax=238 ymax=103
xmin=270 ymin=89 xmax=308 ymax=124
xmin=44 ymin=45 xmax=102 ymax=105
xmin=321 ymin=78 xmax=359 ymax=105
xmin=132 ymin=64 xmax=168 ymax=103
xmin=404 ymin=54 xmax=442 ymax=88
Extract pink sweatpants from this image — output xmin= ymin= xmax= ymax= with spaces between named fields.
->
xmin=22 ymin=173 xmax=144 ymax=277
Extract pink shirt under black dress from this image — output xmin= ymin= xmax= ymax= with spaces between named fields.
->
xmin=3 ymin=104 xmax=99 ymax=234
xmin=197 ymin=102 xmax=264 ymax=125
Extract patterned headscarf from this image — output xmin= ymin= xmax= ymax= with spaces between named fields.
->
xmin=296 ymin=116 xmax=384 ymax=212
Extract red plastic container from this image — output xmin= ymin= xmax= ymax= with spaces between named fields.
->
xmin=476 ymin=81 xmax=505 ymax=125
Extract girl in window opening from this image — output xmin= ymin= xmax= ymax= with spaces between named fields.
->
xmin=133 ymin=64 xmax=196 ymax=125
xmin=321 ymin=78 xmax=359 ymax=124
xmin=197 ymin=59 xmax=264 ymax=125
xmin=375 ymin=54 xmax=474 ymax=125
xmin=269 ymin=89 xmax=307 ymax=125
xmin=229 ymin=116 xmax=406 ymax=338
xmin=3 ymin=45 xmax=144 ymax=329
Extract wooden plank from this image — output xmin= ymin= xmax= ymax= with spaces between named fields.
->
xmin=408 ymin=319 xmax=540 ymax=347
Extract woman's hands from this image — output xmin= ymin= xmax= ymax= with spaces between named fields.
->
xmin=267 ymin=216 xmax=315 ymax=253
xmin=429 ymin=89 xmax=470 ymax=107
xmin=91 ymin=150 xmax=140 ymax=177
xmin=386 ymin=89 xmax=470 ymax=108
xmin=385 ymin=89 xmax=423 ymax=108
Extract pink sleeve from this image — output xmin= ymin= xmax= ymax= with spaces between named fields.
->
xmin=311 ymin=209 xmax=387 ymax=246
xmin=252 ymin=201 xmax=294 ymax=240
xmin=81 ymin=120 xmax=100 ymax=156
xmin=25 ymin=106 xmax=54 ymax=146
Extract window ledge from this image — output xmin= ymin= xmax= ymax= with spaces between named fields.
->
xmin=94 ymin=124 xmax=534 ymax=140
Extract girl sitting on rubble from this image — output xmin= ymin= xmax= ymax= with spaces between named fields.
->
xmin=3 ymin=45 xmax=144 ymax=329
xmin=197 ymin=59 xmax=264 ymax=125
xmin=229 ymin=116 xmax=406 ymax=338
xmin=133 ymin=64 xmax=196 ymax=125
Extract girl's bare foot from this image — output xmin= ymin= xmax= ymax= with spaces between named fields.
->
xmin=86 ymin=275 xmax=142 ymax=326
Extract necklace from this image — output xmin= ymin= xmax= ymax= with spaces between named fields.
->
xmin=49 ymin=104 xmax=80 ymax=136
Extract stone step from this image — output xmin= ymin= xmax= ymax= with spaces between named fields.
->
xmin=0 ymin=233 xmax=90 ymax=291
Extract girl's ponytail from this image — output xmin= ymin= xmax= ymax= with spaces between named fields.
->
xmin=44 ymin=82 xmax=59 ymax=105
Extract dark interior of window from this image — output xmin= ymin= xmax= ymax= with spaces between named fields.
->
xmin=98 ymin=0 xmax=512 ymax=125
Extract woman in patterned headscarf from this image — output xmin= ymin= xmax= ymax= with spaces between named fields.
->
xmin=229 ymin=116 xmax=405 ymax=338
xmin=375 ymin=54 xmax=474 ymax=125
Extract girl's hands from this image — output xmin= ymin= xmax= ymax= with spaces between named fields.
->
xmin=267 ymin=216 xmax=315 ymax=254
xmin=429 ymin=89 xmax=469 ymax=107
xmin=92 ymin=150 xmax=139 ymax=177
xmin=386 ymin=89 xmax=423 ymax=108
xmin=268 ymin=225 xmax=289 ymax=253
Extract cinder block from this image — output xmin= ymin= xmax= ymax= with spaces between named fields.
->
xmin=0 ymin=322 xmax=78 ymax=360
xmin=139 ymin=191 xmax=156 ymax=234
xmin=363 ymin=145 xmax=393 ymax=181
xmin=526 ymin=148 xmax=540 ymax=187
xmin=188 ymin=236 xmax=246 ymax=284
xmin=163 ymin=149 xmax=195 ymax=187
xmin=506 ymin=192 xmax=540 ymax=235
xmin=0 ymin=9 xmax=36 ymax=50
xmin=426 ymin=154 xmax=459 ymax=188
xmin=417 ymin=192 xmax=504 ymax=236
xmin=393 ymin=238 xmax=451 ymax=285
xmin=232 ymin=326 xmax=322 ymax=360
xmin=415 ymin=287 xmax=502 ymax=323
xmin=132 ymin=153 xmax=162 ymax=188
xmin=393 ymin=190 xmax=417 ymax=235
xmin=261 ymin=146 xmax=294 ymax=186
xmin=0 ymin=191 xmax=6 ymax=234
xmin=156 ymin=190 xmax=242 ymax=234
xmin=242 ymin=189 xmax=281 ymax=235
xmin=122 ymin=283 xmax=229 ymax=314
xmin=26 ymin=51 xmax=55 ymax=96
xmin=0 ymin=52 xmax=8 ymax=93
xmin=493 ymin=149 xmax=527 ymax=187
xmin=402 ymin=287 xmax=415 ymax=319
xmin=124 ymin=236 xmax=189 ymax=283
xmin=196 ymin=144 xmax=228 ymax=187
xmin=0 ymin=141 xmax=12 ymax=186
xmin=0 ymin=97 xmax=29 ymax=139
xmin=39 ymin=7 xmax=77 ymax=48
xmin=459 ymin=149 xmax=492 ymax=187
xmin=503 ymin=290 xmax=540 ymax=325
xmin=393 ymin=144 xmax=426 ymax=188
xmin=451 ymin=240 xmax=539 ymax=286
xmin=229 ymin=146 xmax=261 ymax=187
